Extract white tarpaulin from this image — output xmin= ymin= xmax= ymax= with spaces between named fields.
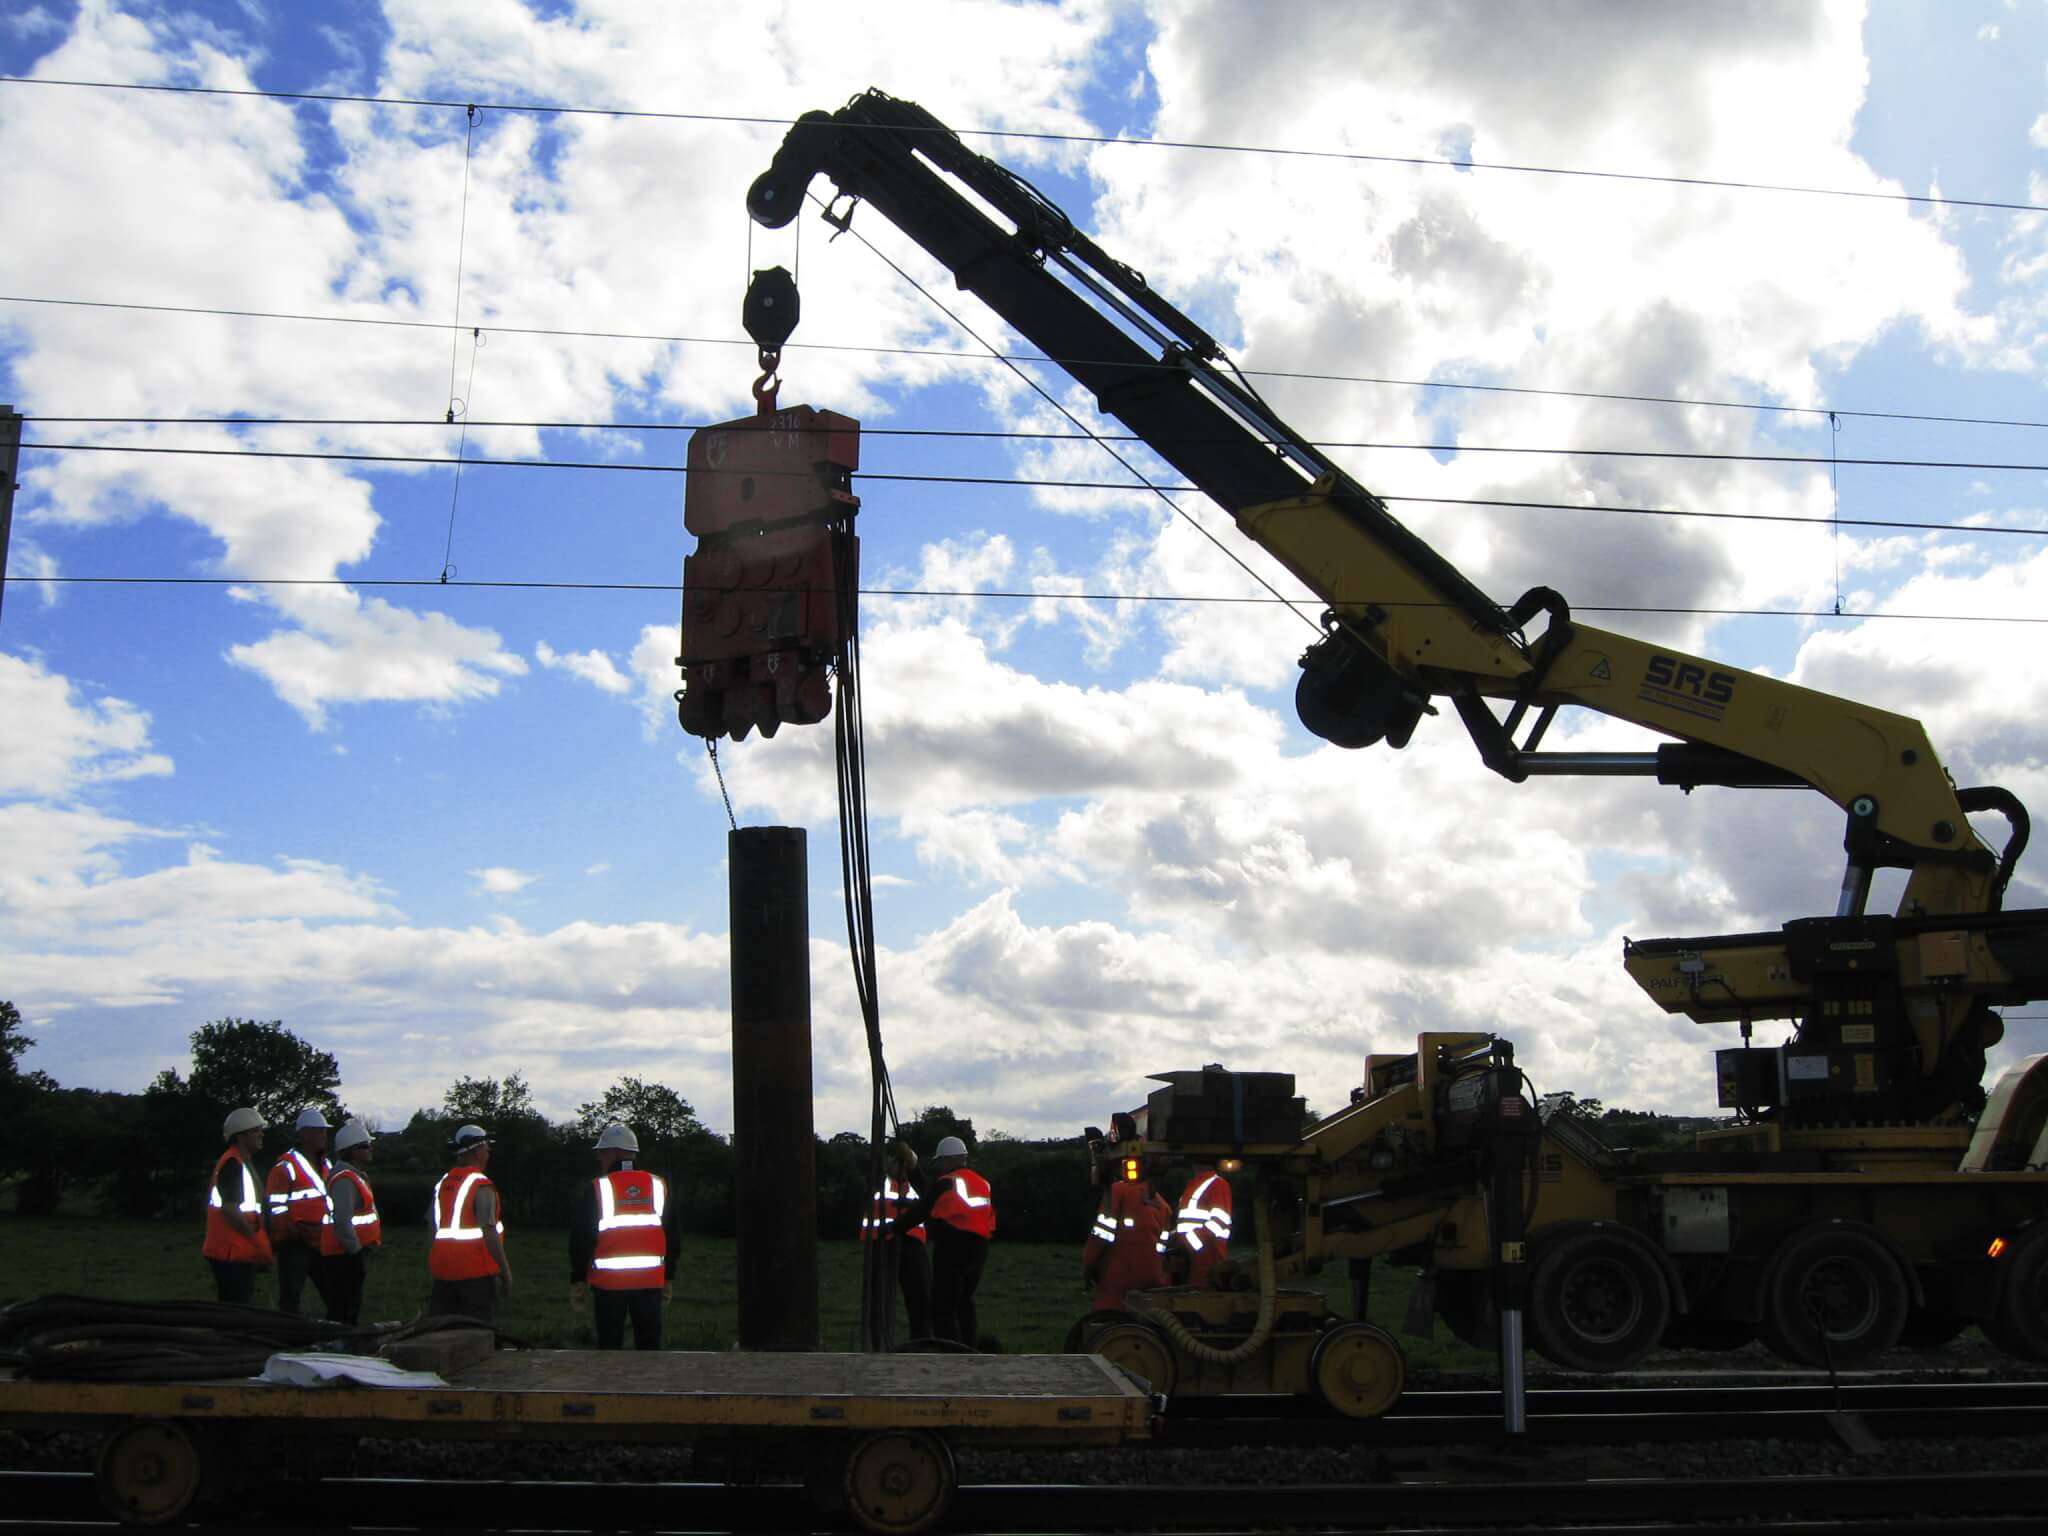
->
xmin=258 ymin=1352 xmax=448 ymax=1389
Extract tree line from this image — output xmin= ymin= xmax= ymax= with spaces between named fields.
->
xmin=0 ymin=1005 xmax=1104 ymax=1242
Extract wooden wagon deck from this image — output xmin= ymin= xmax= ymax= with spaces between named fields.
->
xmin=0 ymin=1349 xmax=1155 ymax=1446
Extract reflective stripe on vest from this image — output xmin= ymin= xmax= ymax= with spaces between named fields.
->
xmin=931 ymin=1168 xmax=995 ymax=1238
xmin=590 ymin=1168 xmax=666 ymax=1291
xmin=202 ymin=1149 xmax=273 ymax=1265
xmin=429 ymin=1169 xmax=503 ymax=1280
xmin=1177 ymin=1174 xmax=1232 ymax=1242
xmin=268 ymin=1148 xmax=330 ymax=1226
xmin=861 ymin=1177 xmax=926 ymax=1243
xmin=320 ymin=1166 xmax=382 ymax=1254
xmin=210 ymin=1160 xmax=262 ymax=1215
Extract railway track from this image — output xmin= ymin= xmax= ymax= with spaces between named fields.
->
xmin=4 ymin=1381 xmax=2044 ymax=1532
xmin=3 ymin=1468 xmax=2048 ymax=1533
xmin=1158 ymin=1378 xmax=2048 ymax=1446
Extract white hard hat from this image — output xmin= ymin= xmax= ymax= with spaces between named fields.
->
xmin=595 ymin=1122 xmax=640 ymax=1153
xmin=934 ymin=1135 xmax=967 ymax=1159
xmin=294 ymin=1107 xmax=332 ymax=1132
xmin=449 ymin=1123 xmax=492 ymax=1151
xmin=222 ymin=1106 xmax=267 ymax=1138
xmin=333 ymin=1117 xmax=372 ymax=1154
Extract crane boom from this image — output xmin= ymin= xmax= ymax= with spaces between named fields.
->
xmin=722 ymin=88 xmax=2048 ymax=1128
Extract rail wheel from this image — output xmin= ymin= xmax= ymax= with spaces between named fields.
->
xmin=1759 ymin=1225 xmax=1909 ymax=1368
xmin=842 ymin=1430 xmax=956 ymax=1536
xmin=1984 ymin=1227 xmax=2048 ymax=1362
xmin=96 ymin=1420 xmax=202 ymax=1526
xmin=1309 ymin=1321 xmax=1405 ymax=1418
xmin=1087 ymin=1319 xmax=1179 ymax=1396
xmin=1528 ymin=1226 xmax=1671 ymax=1371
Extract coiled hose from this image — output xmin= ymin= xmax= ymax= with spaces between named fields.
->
xmin=0 ymin=1295 xmax=517 ymax=1381
xmin=1125 ymin=1192 xmax=1279 ymax=1366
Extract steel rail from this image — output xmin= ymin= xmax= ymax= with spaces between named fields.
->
xmin=7 ymin=1468 xmax=2048 ymax=1532
xmin=1156 ymin=1379 xmax=2048 ymax=1448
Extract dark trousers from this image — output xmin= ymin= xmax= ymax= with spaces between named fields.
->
xmin=324 ymin=1250 xmax=368 ymax=1325
xmin=928 ymin=1228 xmax=988 ymax=1347
xmin=429 ymin=1275 xmax=498 ymax=1326
xmin=275 ymin=1238 xmax=327 ymax=1316
xmin=209 ymin=1258 xmax=257 ymax=1305
xmin=593 ymin=1286 xmax=664 ymax=1349
xmin=899 ymin=1238 xmax=933 ymax=1341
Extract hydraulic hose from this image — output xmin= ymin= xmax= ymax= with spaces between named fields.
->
xmin=0 ymin=1296 xmax=519 ymax=1381
xmin=1126 ymin=1193 xmax=1279 ymax=1367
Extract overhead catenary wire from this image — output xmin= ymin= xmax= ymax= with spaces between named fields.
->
xmin=8 ymin=295 xmax=2047 ymax=433
xmin=3 ymin=73 xmax=2042 ymax=215
xmin=19 ymin=433 xmax=2048 ymax=477
xmin=810 ymin=190 xmax=1323 ymax=639
xmin=1829 ymin=412 xmax=1844 ymax=616
xmin=441 ymin=326 xmax=483 ymax=581
xmin=16 ymin=432 xmax=2048 ymax=555
xmin=25 ymin=573 xmax=2048 ymax=625
xmin=438 ymin=105 xmax=483 ymax=580
xmin=14 ymin=436 xmax=2048 ymax=547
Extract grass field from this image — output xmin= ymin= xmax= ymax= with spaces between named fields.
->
xmin=0 ymin=1217 xmax=1489 ymax=1366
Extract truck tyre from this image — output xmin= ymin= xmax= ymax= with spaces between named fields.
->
xmin=1984 ymin=1228 xmax=2048 ymax=1362
xmin=1759 ymin=1225 xmax=1909 ymax=1368
xmin=1528 ymin=1226 xmax=1672 ymax=1372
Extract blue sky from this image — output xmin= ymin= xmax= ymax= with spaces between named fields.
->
xmin=2 ymin=0 xmax=2044 ymax=1137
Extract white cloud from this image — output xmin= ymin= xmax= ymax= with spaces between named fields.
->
xmin=226 ymin=588 xmax=528 ymax=729
xmin=4 ymin=2 xmax=2044 ymax=1144
xmin=2 ymin=7 xmax=63 ymax=39
xmin=535 ymin=639 xmax=630 ymax=695
xmin=0 ymin=651 xmax=173 ymax=796
xmin=471 ymin=866 xmax=536 ymax=896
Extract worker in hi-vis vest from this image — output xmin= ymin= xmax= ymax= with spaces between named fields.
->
xmin=266 ymin=1106 xmax=334 ymax=1316
xmin=896 ymin=1135 xmax=994 ymax=1347
xmin=1163 ymin=1165 xmax=1234 ymax=1287
xmin=1083 ymin=1169 xmax=1172 ymax=1310
xmin=429 ymin=1124 xmax=512 ymax=1324
xmin=319 ymin=1117 xmax=382 ymax=1325
xmin=860 ymin=1140 xmax=932 ymax=1340
xmin=202 ymin=1106 xmax=274 ymax=1302
xmin=568 ymin=1122 xmax=681 ymax=1349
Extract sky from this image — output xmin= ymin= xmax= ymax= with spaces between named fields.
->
xmin=1 ymin=0 xmax=2045 ymax=1140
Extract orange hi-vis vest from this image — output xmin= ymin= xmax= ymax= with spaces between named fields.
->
xmin=1083 ymin=1179 xmax=1170 ymax=1311
xmin=860 ymin=1177 xmax=927 ymax=1243
xmin=1172 ymin=1170 xmax=1234 ymax=1285
xmin=429 ymin=1167 xmax=503 ymax=1281
xmin=266 ymin=1147 xmax=331 ymax=1242
xmin=320 ymin=1165 xmax=382 ymax=1256
xmin=590 ymin=1166 xmax=668 ymax=1291
xmin=203 ymin=1146 xmax=274 ymax=1265
xmin=929 ymin=1168 xmax=995 ymax=1239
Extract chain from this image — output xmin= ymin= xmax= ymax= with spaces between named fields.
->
xmin=706 ymin=739 xmax=737 ymax=832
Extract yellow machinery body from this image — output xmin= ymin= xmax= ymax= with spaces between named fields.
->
xmin=1089 ymin=1036 xmax=2048 ymax=1417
